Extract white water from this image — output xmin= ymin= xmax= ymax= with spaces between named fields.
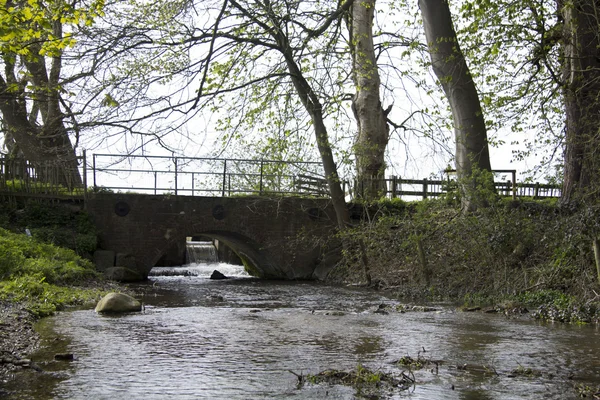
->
xmin=149 ymin=262 xmax=250 ymax=278
xmin=185 ymin=241 xmax=218 ymax=264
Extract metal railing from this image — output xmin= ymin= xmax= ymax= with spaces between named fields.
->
xmin=90 ymin=153 xmax=326 ymax=197
xmin=0 ymin=152 xmax=562 ymax=201
xmin=0 ymin=153 xmax=86 ymax=198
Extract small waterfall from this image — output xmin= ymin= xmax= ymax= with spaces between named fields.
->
xmin=186 ymin=241 xmax=218 ymax=264
xmin=149 ymin=239 xmax=249 ymax=278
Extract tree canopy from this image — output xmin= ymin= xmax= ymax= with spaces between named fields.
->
xmin=2 ymin=0 xmax=599 ymax=206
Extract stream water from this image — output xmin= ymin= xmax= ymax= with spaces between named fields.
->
xmin=7 ymin=262 xmax=600 ymax=399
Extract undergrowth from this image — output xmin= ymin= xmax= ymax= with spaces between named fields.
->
xmin=330 ymin=197 xmax=600 ymax=323
xmin=0 ymin=228 xmax=108 ymax=317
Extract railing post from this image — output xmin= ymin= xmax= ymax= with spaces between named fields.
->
xmin=82 ymin=150 xmax=87 ymax=200
xmin=173 ymin=157 xmax=178 ymax=196
xmin=534 ymin=182 xmax=540 ymax=199
xmin=511 ymin=170 xmax=517 ymax=200
xmin=93 ymin=154 xmax=97 ymax=191
xmin=259 ymin=160 xmax=264 ymax=195
xmin=392 ymin=176 xmax=397 ymax=198
xmin=222 ymin=160 xmax=227 ymax=197
xmin=423 ymin=178 xmax=428 ymax=199
xmin=191 ymin=172 xmax=195 ymax=197
xmin=154 ymin=172 xmax=158 ymax=195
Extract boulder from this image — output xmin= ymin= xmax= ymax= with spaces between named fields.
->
xmin=210 ymin=270 xmax=228 ymax=280
xmin=105 ymin=267 xmax=143 ymax=282
xmin=95 ymin=293 xmax=142 ymax=313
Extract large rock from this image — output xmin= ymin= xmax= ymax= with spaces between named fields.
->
xmin=210 ymin=270 xmax=228 ymax=280
xmin=105 ymin=267 xmax=143 ymax=282
xmin=95 ymin=293 xmax=142 ymax=313
xmin=93 ymin=250 xmax=115 ymax=272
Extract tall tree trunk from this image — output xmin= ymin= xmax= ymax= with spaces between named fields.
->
xmin=0 ymin=26 xmax=82 ymax=189
xmin=559 ymin=0 xmax=600 ymax=204
xmin=278 ymin=34 xmax=350 ymax=229
xmin=419 ymin=0 xmax=492 ymax=212
xmin=347 ymin=0 xmax=389 ymax=200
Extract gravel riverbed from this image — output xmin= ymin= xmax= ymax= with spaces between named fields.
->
xmin=0 ymin=301 xmax=40 ymax=392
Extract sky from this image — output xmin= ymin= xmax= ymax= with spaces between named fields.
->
xmin=1 ymin=0 xmax=558 ymax=195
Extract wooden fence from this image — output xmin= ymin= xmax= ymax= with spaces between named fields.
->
xmin=351 ymin=176 xmax=561 ymax=200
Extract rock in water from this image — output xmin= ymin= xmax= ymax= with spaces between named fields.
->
xmin=95 ymin=293 xmax=142 ymax=313
xmin=210 ymin=270 xmax=228 ymax=280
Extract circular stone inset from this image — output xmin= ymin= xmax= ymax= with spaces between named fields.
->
xmin=114 ymin=201 xmax=131 ymax=217
xmin=212 ymin=204 xmax=225 ymax=220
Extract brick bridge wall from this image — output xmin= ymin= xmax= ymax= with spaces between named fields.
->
xmin=86 ymin=193 xmax=340 ymax=279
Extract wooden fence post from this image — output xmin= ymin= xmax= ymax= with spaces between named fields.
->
xmin=93 ymin=154 xmax=97 ymax=190
xmin=423 ymin=178 xmax=428 ymax=199
xmin=259 ymin=160 xmax=264 ymax=194
xmin=173 ymin=157 xmax=178 ymax=195
xmin=511 ymin=170 xmax=517 ymax=200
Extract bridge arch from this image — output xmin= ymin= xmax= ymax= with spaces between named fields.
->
xmin=152 ymin=230 xmax=282 ymax=278
xmin=87 ymin=193 xmax=339 ymax=281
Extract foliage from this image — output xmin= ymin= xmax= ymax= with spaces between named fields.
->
xmin=332 ymin=198 xmax=600 ymax=312
xmin=305 ymin=363 xmax=412 ymax=396
xmin=0 ymin=274 xmax=104 ymax=318
xmin=0 ymin=228 xmax=106 ymax=317
xmin=0 ymin=202 xmax=97 ymax=256
xmin=0 ymin=0 xmax=104 ymax=57
xmin=456 ymin=0 xmax=564 ymax=178
xmin=2 ymin=179 xmax=86 ymax=196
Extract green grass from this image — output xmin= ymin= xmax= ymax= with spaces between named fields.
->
xmin=0 ymin=228 xmax=108 ymax=317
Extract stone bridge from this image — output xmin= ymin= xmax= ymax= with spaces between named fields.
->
xmin=86 ymin=193 xmax=341 ymax=280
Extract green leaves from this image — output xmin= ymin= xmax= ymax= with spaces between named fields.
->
xmin=0 ymin=0 xmax=105 ymax=58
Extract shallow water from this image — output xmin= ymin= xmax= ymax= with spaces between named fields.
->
xmin=7 ymin=263 xmax=600 ymax=399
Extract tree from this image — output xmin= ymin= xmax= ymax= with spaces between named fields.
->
xmin=189 ymin=0 xmax=352 ymax=228
xmin=0 ymin=0 xmax=103 ymax=187
xmin=558 ymin=0 xmax=600 ymax=203
xmin=419 ymin=0 xmax=492 ymax=211
xmin=346 ymin=0 xmax=390 ymax=200
xmin=458 ymin=0 xmax=600 ymax=204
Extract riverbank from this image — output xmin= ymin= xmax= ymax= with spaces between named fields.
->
xmin=0 ymin=215 xmax=118 ymax=387
xmin=0 ymin=301 xmax=40 ymax=385
xmin=328 ymin=198 xmax=600 ymax=323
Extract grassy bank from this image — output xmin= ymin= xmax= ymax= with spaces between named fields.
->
xmin=0 ymin=227 xmax=111 ymax=317
xmin=0 ymin=202 xmax=113 ymax=318
xmin=330 ymin=197 xmax=600 ymax=323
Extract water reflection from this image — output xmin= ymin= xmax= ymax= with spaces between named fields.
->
xmin=5 ymin=267 xmax=600 ymax=400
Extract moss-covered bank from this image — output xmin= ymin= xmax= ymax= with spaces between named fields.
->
xmin=330 ymin=197 xmax=600 ymax=323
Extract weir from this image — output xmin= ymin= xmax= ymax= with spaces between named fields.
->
xmin=186 ymin=240 xmax=218 ymax=264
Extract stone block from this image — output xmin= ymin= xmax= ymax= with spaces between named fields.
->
xmin=115 ymin=253 xmax=137 ymax=269
xmin=93 ymin=250 xmax=115 ymax=272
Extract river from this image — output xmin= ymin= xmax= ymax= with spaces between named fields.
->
xmin=7 ymin=262 xmax=600 ymax=399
